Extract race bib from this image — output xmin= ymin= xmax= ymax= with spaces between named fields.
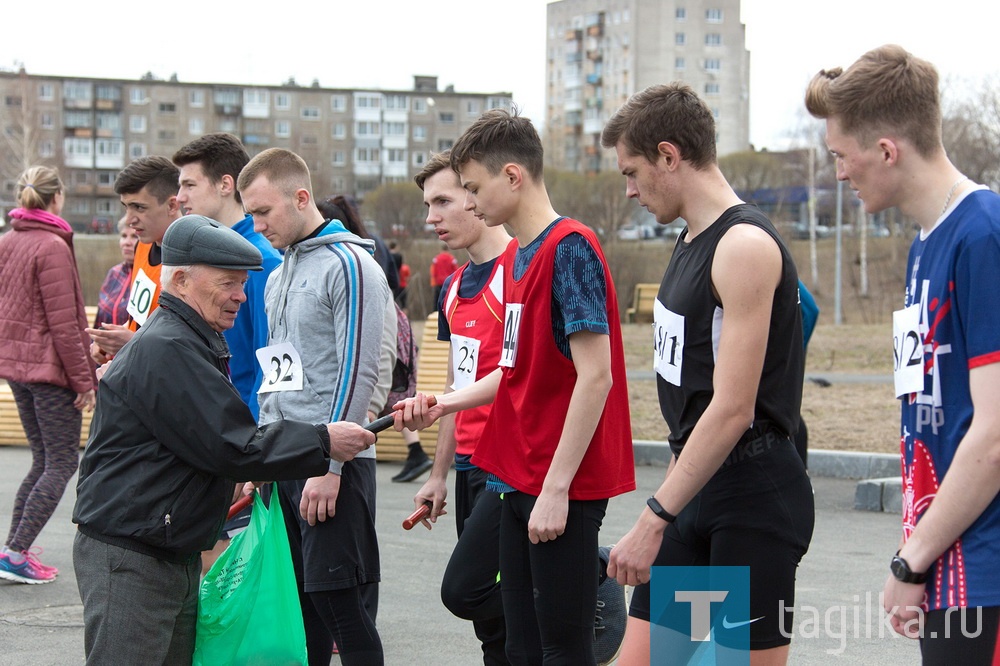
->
xmin=653 ymin=300 xmax=684 ymax=386
xmin=126 ymin=268 xmax=156 ymax=327
xmin=892 ymin=305 xmax=923 ymax=397
xmin=255 ymin=342 xmax=304 ymax=393
xmin=498 ymin=303 xmax=523 ymax=368
xmin=450 ymin=334 xmax=481 ymax=390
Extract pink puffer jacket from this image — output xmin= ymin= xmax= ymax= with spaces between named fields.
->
xmin=0 ymin=216 xmax=97 ymax=393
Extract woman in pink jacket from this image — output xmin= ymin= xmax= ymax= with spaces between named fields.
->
xmin=0 ymin=166 xmax=96 ymax=584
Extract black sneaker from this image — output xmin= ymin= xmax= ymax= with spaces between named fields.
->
xmin=594 ymin=545 xmax=627 ymax=665
xmin=392 ymin=454 xmax=432 ymax=482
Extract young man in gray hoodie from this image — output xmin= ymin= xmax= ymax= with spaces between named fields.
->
xmin=239 ymin=148 xmax=393 ymax=665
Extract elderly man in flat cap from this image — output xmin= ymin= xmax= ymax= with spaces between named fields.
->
xmin=72 ymin=214 xmax=376 ymax=665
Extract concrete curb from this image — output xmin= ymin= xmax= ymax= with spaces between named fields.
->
xmin=633 ymin=441 xmax=902 ymax=513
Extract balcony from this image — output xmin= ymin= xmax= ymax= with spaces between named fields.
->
xmin=215 ymin=104 xmax=242 ymax=116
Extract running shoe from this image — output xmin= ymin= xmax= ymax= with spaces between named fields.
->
xmin=21 ymin=548 xmax=59 ymax=577
xmin=594 ymin=545 xmax=627 ymax=665
xmin=392 ymin=451 xmax=433 ymax=483
xmin=0 ymin=551 xmax=56 ymax=585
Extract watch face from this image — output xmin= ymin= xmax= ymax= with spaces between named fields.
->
xmin=890 ymin=557 xmax=907 ymax=580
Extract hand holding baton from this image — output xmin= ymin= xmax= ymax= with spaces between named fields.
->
xmin=403 ymin=502 xmax=432 ymax=530
xmin=227 ymin=492 xmax=254 ymax=520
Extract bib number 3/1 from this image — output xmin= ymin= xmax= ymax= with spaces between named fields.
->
xmin=892 ymin=304 xmax=923 ymax=397
xmin=498 ymin=303 xmax=523 ymax=368
xmin=653 ymin=300 xmax=684 ymax=386
xmin=256 ymin=342 xmax=304 ymax=393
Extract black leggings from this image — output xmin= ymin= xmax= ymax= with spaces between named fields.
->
xmin=921 ymin=606 xmax=1000 ymax=665
xmin=500 ymin=491 xmax=607 ymax=665
xmin=302 ymin=584 xmax=383 ymax=666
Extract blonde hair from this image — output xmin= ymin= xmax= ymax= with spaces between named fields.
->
xmin=237 ymin=148 xmax=312 ymax=197
xmin=17 ymin=166 xmax=63 ymax=210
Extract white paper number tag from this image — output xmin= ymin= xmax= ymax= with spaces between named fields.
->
xmin=498 ymin=303 xmax=523 ymax=368
xmin=256 ymin=342 xmax=304 ymax=393
xmin=126 ymin=268 xmax=157 ymax=327
xmin=450 ymin=334 xmax=481 ymax=390
xmin=893 ymin=305 xmax=923 ymax=397
xmin=653 ymin=300 xmax=684 ymax=386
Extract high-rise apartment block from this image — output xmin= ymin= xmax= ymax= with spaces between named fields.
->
xmin=545 ymin=0 xmax=749 ymax=173
xmin=0 ymin=69 xmax=510 ymax=230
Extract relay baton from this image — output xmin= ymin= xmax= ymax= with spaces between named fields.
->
xmin=403 ymin=502 xmax=432 ymax=530
xmin=227 ymin=492 xmax=254 ymax=520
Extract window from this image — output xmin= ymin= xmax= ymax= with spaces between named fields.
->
xmin=705 ymin=33 xmax=722 ymax=46
xmin=130 ymin=88 xmax=148 ymax=104
xmin=64 ymin=82 xmax=91 ymax=102
xmin=301 ymin=106 xmax=320 ymax=120
xmin=387 ymin=148 xmax=406 ymax=163
xmin=712 ymin=107 xmax=721 ymax=119
xmin=130 ymin=142 xmax=146 ymax=158
xmin=38 ymin=84 xmax=54 ymax=101
xmin=355 ymin=121 xmax=380 ymax=136
xmin=705 ymin=58 xmax=721 ymax=71
xmin=276 ymin=120 xmax=291 ymax=137
xmin=706 ymin=8 xmax=723 ymax=22
xmin=704 ymin=83 xmax=720 ymax=95
xmin=73 ymin=171 xmax=90 ymax=185
xmin=355 ymin=147 xmax=379 ymax=162
xmin=466 ymin=100 xmax=480 ymax=116
xmin=332 ymin=150 xmax=346 ymax=166
xmin=675 ymin=32 xmax=686 ymax=46
xmin=413 ymin=151 xmax=427 ymax=167
xmin=159 ymin=102 xmax=176 ymax=114
xmin=158 ymin=129 xmax=176 ymax=141
xmin=97 ymin=112 xmax=121 ymax=131
xmin=219 ymin=119 xmax=237 ymax=133
xmin=275 ymin=93 xmax=290 ymax=110
xmin=64 ymin=137 xmax=92 ymax=158
xmin=96 ymin=139 xmax=123 ymax=157
xmin=330 ymin=94 xmax=346 ymax=112
xmin=97 ymin=199 xmax=117 ymax=215
xmin=65 ymin=111 xmax=91 ymax=128
xmin=438 ymin=139 xmax=454 ymax=151
xmin=413 ymin=125 xmax=427 ymax=141
xmin=38 ymin=140 xmax=54 ymax=158
xmin=675 ymin=57 xmax=686 ymax=70
xmin=130 ymin=115 xmax=147 ymax=133
xmin=215 ymin=89 xmax=240 ymax=106
xmin=244 ymin=89 xmax=268 ymax=106
xmin=413 ymin=98 xmax=427 ymax=113
xmin=439 ymin=112 xmax=455 ymax=124
xmin=355 ymin=94 xmax=381 ymax=109
xmin=189 ymin=118 xmax=204 ymax=134
xmin=332 ymin=122 xmax=346 ymax=139
xmin=676 ymin=7 xmax=686 ymax=20
xmin=68 ymin=199 xmax=90 ymax=215
xmin=385 ymin=95 xmax=408 ymax=111
xmin=189 ymin=90 xmax=205 ymax=107
xmin=96 ymin=85 xmax=120 ymax=102
xmin=98 ymin=172 xmax=115 ymax=186
xmin=40 ymin=113 xmax=54 ymax=129
xmin=385 ymin=122 xmax=405 ymax=136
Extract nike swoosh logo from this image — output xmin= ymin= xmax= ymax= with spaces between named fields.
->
xmin=721 ymin=616 xmax=764 ymax=629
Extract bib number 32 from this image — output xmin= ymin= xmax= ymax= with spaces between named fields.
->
xmin=256 ymin=342 xmax=304 ymax=393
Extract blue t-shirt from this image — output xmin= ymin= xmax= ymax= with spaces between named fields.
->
xmin=436 ymin=257 xmax=499 ymax=341
xmin=900 ymin=187 xmax=1000 ymax=610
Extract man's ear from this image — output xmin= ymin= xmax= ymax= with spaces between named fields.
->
xmin=504 ymin=163 xmax=523 ymax=189
xmin=877 ymin=137 xmax=899 ymax=166
xmin=294 ymin=188 xmax=311 ymax=211
xmin=657 ymin=141 xmax=682 ymax=171
xmin=219 ymin=174 xmax=236 ymax=198
xmin=166 ymin=195 xmax=181 ymax=216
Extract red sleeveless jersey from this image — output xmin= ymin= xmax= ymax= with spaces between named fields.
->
xmin=471 ymin=220 xmax=635 ymax=500
xmin=444 ymin=254 xmax=507 ymax=456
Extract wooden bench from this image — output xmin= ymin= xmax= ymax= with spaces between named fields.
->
xmin=375 ymin=312 xmax=449 ymax=462
xmin=625 ymin=283 xmax=659 ymax=323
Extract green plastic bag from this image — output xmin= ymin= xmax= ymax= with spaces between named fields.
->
xmin=193 ymin=484 xmax=306 ymax=666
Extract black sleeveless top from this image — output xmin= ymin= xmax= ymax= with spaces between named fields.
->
xmin=655 ymin=204 xmax=803 ymax=455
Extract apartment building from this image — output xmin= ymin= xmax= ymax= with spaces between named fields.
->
xmin=545 ymin=0 xmax=750 ymax=173
xmin=0 ymin=70 xmax=510 ymax=230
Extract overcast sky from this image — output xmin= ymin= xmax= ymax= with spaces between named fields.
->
xmin=3 ymin=0 xmax=998 ymax=152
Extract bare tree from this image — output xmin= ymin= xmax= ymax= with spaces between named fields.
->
xmin=942 ymin=75 xmax=1000 ymax=190
xmin=0 ymin=70 xmax=41 ymax=186
xmin=360 ymin=182 xmax=426 ymax=240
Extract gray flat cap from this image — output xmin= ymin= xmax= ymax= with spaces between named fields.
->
xmin=161 ymin=214 xmax=263 ymax=271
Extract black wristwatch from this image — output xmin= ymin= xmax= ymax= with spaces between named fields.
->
xmin=890 ymin=551 xmax=928 ymax=584
xmin=646 ymin=496 xmax=677 ymax=524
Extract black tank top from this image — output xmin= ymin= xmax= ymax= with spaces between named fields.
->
xmin=655 ymin=204 xmax=803 ymax=455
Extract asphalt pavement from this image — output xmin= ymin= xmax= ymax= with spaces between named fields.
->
xmin=0 ymin=446 xmax=919 ymax=665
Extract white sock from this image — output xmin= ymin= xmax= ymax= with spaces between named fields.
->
xmin=2 ymin=546 xmax=25 ymax=564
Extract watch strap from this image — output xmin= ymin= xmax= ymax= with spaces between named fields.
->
xmin=646 ymin=496 xmax=677 ymax=524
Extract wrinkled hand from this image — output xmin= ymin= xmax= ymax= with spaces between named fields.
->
xmin=882 ymin=575 xmax=925 ymax=638
xmin=74 ymin=390 xmax=95 ymax=412
xmin=86 ymin=324 xmax=133 ymax=357
xmin=392 ymin=393 xmax=443 ymax=431
xmin=326 ymin=422 xmax=376 ymax=462
xmin=414 ymin=477 xmax=449 ymax=529
xmin=527 ymin=489 xmax=568 ymax=544
xmin=300 ymin=473 xmax=341 ymax=526
xmin=90 ymin=341 xmax=112 ymax=366
xmin=608 ymin=514 xmax=667 ymax=586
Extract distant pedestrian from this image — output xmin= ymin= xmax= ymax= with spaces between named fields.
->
xmin=92 ymin=215 xmax=139 ymax=328
xmin=430 ymin=242 xmax=458 ymax=308
xmin=0 ymin=166 xmax=97 ymax=584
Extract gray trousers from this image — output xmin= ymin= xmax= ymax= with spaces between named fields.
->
xmin=74 ymin=531 xmax=200 ymax=665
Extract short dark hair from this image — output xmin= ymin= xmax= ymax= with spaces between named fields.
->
xmin=601 ymin=83 xmax=717 ymax=169
xmin=450 ymin=109 xmax=544 ymax=181
xmin=172 ymin=133 xmax=251 ymax=204
xmin=114 ymin=155 xmax=180 ymax=203
xmin=317 ymin=194 xmax=368 ymax=239
xmin=414 ymin=150 xmax=453 ymax=190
